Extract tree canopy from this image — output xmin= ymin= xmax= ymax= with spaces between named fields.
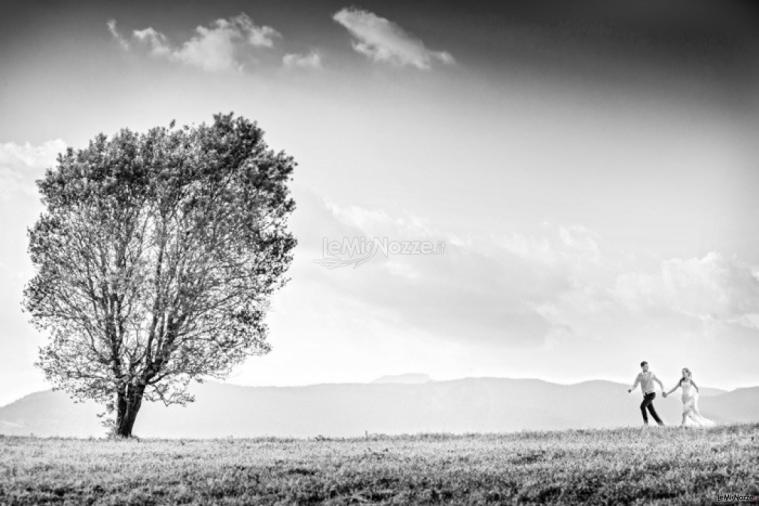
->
xmin=24 ymin=113 xmax=296 ymax=437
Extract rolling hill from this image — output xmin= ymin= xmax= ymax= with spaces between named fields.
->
xmin=0 ymin=378 xmax=753 ymax=438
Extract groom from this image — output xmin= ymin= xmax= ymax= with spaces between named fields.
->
xmin=628 ymin=361 xmax=665 ymax=426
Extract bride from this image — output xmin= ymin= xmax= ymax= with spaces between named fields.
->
xmin=664 ymin=367 xmax=715 ymax=427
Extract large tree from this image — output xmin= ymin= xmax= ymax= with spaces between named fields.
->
xmin=24 ymin=114 xmax=296 ymax=437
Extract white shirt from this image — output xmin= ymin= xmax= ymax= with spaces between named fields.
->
xmin=632 ymin=371 xmax=659 ymax=394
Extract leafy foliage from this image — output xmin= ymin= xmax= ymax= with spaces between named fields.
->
xmin=23 ymin=114 xmax=296 ymax=435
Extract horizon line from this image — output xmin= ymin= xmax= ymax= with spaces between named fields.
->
xmin=6 ymin=374 xmax=754 ymax=408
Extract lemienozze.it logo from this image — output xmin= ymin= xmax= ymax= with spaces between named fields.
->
xmin=314 ymin=236 xmax=446 ymax=269
xmin=716 ymin=494 xmax=759 ymax=503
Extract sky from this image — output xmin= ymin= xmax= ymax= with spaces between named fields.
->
xmin=1 ymin=0 xmax=758 ymax=405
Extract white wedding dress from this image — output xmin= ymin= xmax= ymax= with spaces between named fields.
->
xmin=681 ymin=380 xmax=715 ymax=427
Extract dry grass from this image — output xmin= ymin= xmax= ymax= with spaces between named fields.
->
xmin=0 ymin=424 xmax=757 ymax=505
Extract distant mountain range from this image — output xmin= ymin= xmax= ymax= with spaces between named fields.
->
xmin=0 ymin=378 xmax=756 ymax=438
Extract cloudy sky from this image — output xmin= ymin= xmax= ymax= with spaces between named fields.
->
xmin=1 ymin=0 xmax=758 ymax=405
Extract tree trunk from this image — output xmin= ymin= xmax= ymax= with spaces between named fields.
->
xmin=114 ymin=384 xmax=145 ymax=438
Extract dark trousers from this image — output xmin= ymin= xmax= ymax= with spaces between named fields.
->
xmin=640 ymin=392 xmax=664 ymax=425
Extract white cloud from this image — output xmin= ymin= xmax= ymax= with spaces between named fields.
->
xmin=308 ymin=199 xmax=559 ymax=345
xmin=106 ymin=19 xmax=130 ymax=50
xmin=332 ymin=8 xmax=454 ymax=69
xmin=283 ymin=51 xmax=322 ymax=69
xmin=324 ymin=201 xmax=394 ymax=230
xmin=303 ymin=197 xmax=759 ymax=351
xmin=173 ymin=14 xmax=280 ymax=72
xmin=133 ymin=27 xmax=171 ymax=58
xmin=116 ymin=13 xmax=281 ymax=72
xmin=612 ymin=252 xmax=759 ymax=324
xmin=496 ymin=225 xmax=603 ymax=269
xmin=0 ymin=140 xmax=66 ymax=199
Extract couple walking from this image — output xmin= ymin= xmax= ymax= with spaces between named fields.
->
xmin=627 ymin=361 xmax=714 ymax=427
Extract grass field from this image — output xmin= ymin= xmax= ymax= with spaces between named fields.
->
xmin=0 ymin=424 xmax=757 ymax=505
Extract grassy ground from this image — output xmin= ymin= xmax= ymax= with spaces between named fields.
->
xmin=0 ymin=424 xmax=757 ymax=505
